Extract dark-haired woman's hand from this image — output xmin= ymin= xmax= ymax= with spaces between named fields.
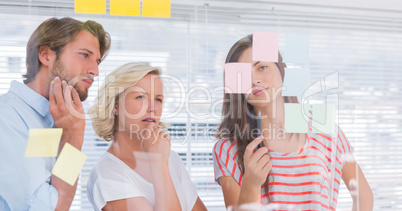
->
xmin=243 ymin=136 xmax=272 ymax=188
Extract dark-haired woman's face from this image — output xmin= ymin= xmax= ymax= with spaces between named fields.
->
xmin=239 ymin=47 xmax=284 ymax=108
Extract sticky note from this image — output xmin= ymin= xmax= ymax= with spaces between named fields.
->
xmin=312 ymin=104 xmax=335 ymax=134
xmin=110 ymin=0 xmax=140 ymax=16
xmin=284 ymin=34 xmax=309 ymax=64
xmin=52 ymin=143 xmax=87 ymax=186
xmin=25 ymin=128 xmax=62 ymax=157
xmin=224 ymin=63 xmax=252 ymax=94
xmin=284 ymin=103 xmax=310 ymax=133
xmin=282 ymin=68 xmax=310 ymax=99
xmin=252 ymin=32 xmax=278 ymax=62
xmin=142 ymin=0 xmax=171 ymax=17
xmin=75 ymin=0 xmax=106 ymax=14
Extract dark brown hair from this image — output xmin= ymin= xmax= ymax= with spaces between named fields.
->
xmin=23 ymin=17 xmax=111 ymax=84
xmin=216 ymin=34 xmax=298 ymax=202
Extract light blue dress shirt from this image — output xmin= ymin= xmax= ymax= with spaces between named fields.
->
xmin=0 ymin=81 xmax=58 ymax=211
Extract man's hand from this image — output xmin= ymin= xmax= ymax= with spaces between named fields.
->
xmin=49 ymin=77 xmax=85 ymax=150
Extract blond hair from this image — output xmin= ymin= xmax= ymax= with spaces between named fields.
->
xmin=88 ymin=62 xmax=163 ymax=141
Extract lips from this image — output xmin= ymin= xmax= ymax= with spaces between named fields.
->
xmin=82 ymin=79 xmax=93 ymax=86
xmin=253 ymin=87 xmax=269 ymax=96
xmin=142 ymin=118 xmax=156 ymax=123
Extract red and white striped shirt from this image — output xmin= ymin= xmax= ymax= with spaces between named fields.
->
xmin=213 ymin=125 xmax=353 ymax=210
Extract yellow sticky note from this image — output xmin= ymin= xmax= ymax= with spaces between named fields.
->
xmin=52 ymin=143 xmax=87 ymax=186
xmin=25 ymin=128 xmax=62 ymax=157
xmin=142 ymin=0 xmax=171 ymax=17
xmin=111 ymin=0 xmax=140 ymax=16
xmin=75 ymin=0 xmax=106 ymax=14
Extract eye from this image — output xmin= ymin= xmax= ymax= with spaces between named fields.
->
xmin=136 ymin=95 xmax=145 ymax=100
xmin=156 ymin=98 xmax=163 ymax=103
xmin=80 ymin=53 xmax=89 ymax=58
xmin=259 ymin=65 xmax=268 ymax=71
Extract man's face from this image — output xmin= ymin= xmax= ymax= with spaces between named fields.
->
xmin=50 ymin=30 xmax=101 ymax=101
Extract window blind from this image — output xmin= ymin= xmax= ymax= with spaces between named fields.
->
xmin=0 ymin=1 xmax=401 ymax=210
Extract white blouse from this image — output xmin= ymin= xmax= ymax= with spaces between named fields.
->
xmin=87 ymin=150 xmax=198 ymax=211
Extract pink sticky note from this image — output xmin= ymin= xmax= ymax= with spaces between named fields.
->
xmin=253 ymin=32 xmax=279 ymax=62
xmin=224 ymin=63 xmax=252 ymax=94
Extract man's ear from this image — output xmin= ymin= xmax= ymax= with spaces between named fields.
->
xmin=38 ymin=45 xmax=56 ymax=67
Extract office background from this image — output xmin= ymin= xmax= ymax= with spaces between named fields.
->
xmin=0 ymin=0 xmax=401 ymax=210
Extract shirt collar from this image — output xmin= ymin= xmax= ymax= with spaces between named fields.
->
xmin=8 ymin=80 xmax=51 ymax=118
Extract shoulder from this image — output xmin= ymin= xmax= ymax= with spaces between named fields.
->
xmin=213 ymin=138 xmax=236 ymax=153
xmin=0 ymin=93 xmax=29 ymax=136
xmin=169 ymin=150 xmax=184 ymax=165
xmin=309 ymin=124 xmax=352 ymax=155
xmin=90 ymin=153 xmax=131 ymax=182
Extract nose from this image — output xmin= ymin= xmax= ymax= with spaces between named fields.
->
xmin=148 ymin=98 xmax=157 ymax=114
xmin=87 ymin=60 xmax=99 ymax=77
xmin=252 ymin=77 xmax=262 ymax=86
xmin=251 ymin=69 xmax=261 ymax=86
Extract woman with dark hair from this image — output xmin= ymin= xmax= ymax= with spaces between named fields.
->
xmin=213 ymin=35 xmax=373 ymax=210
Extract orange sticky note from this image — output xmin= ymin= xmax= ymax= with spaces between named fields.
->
xmin=253 ymin=31 xmax=279 ymax=62
xmin=52 ymin=143 xmax=87 ymax=186
xmin=142 ymin=0 xmax=171 ymax=17
xmin=111 ymin=0 xmax=140 ymax=16
xmin=25 ymin=128 xmax=62 ymax=157
xmin=75 ymin=0 xmax=106 ymax=14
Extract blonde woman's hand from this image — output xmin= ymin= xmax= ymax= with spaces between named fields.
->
xmin=141 ymin=122 xmax=171 ymax=164
xmin=243 ymin=136 xmax=272 ymax=188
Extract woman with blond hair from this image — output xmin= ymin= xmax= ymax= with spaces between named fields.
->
xmin=87 ymin=62 xmax=207 ymax=211
xmin=213 ymin=35 xmax=373 ymax=210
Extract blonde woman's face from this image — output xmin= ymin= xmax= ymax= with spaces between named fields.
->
xmin=239 ymin=47 xmax=284 ymax=107
xmin=117 ymin=74 xmax=164 ymax=136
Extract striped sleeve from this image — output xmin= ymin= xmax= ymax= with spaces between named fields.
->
xmin=212 ymin=139 xmax=231 ymax=182
xmin=212 ymin=139 xmax=243 ymax=185
xmin=336 ymin=125 xmax=354 ymax=155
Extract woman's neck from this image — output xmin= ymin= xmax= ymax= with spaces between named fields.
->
xmin=256 ymin=96 xmax=285 ymax=131
xmin=108 ymin=131 xmax=143 ymax=160
xmin=254 ymin=96 xmax=296 ymax=143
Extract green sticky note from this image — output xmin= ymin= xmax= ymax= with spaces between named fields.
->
xmin=25 ymin=128 xmax=62 ymax=157
xmin=52 ymin=143 xmax=87 ymax=186
xmin=284 ymin=103 xmax=310 ymax=133
xmin=312 ymin=104 xmax=335 ymax=134
xmin=75 ymin=0 xmax=106 ymax=14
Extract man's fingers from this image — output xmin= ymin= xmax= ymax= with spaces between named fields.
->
xmin=70 ymin=86 xmax=82 ymax=108
xmin=53 ymin=77 xmax=64 ymax=105
xmin=63 ymin=81 xmax=72 ymax=105
xmin=49 ymin=79 xmax=55 ymax=106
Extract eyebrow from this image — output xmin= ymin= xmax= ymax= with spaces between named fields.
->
xmin=133 ymin=91 xmax=164 ymax=97
xmin=80 ymin=48 xmax=93 ymax=54
xmin=253 ymin=61 xmax=260 ymax=67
